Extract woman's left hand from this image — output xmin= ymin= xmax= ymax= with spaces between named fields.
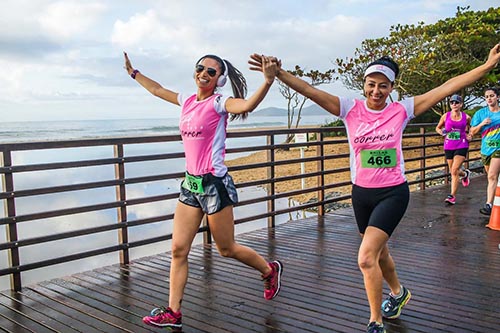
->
xmin=123 ymin=51 xmax=134 ymax=75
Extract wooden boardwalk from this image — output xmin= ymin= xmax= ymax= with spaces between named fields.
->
xmin=0 ymin=175 xmax=499 ymax=333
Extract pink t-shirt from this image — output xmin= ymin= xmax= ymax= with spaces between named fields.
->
xmin=339 ymin=97 xmax=415 ymax=188
xmin=178 ymin=93 xmax=230 ymax=177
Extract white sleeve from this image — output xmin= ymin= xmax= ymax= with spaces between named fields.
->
xmin=214 ymin=95 xmax=230 ymax=115
xmin=177 ymin=93 xmax=186 ymax=107
xmin=398 ymin=97 xmax=415 ymax=120
xmin=339 ymin=97 xmax=355 ymax=119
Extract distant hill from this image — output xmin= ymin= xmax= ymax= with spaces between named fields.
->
xmin=254 ymin=104 xmax=330 ymax=116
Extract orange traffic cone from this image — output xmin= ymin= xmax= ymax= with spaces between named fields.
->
xmin=487 ymin=178 xmax=500 ymax=231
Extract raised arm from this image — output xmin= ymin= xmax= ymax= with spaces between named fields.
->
xmin=248 ymin=54 xmax=341 ymax=116
xmin=413 ymin=43 xmax=500 ymax=116
xmin=124 ymin=52 xmax=179 ymax=105
xmin=225 ymin=55 xmax=276 ymax=114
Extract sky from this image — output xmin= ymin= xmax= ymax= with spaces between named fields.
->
xmin=0 ymin=0 xmax=495 ymax=122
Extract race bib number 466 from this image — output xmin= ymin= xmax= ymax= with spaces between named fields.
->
xmin=360 ymin=148 xmax=397 ymax=168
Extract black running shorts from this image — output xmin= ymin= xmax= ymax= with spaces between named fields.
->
xmin=351 ymin=182 xmax=410 ymax=236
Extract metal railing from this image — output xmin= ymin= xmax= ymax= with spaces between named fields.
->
xmin=0 ymin=124 xmax=481 ymax=291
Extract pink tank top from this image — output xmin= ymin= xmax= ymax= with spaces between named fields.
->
xmin=443 ymin=112 xmax=469 ymax=150
xmin=339 ymin=98 xmax=415 ymax=188
xmin=178 ymin=93 xmax=230 ymax=177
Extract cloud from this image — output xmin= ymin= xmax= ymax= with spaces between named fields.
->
xmin=1 ymin=0 xmax=496 ymax=123
xmin=111 ymin=9 xmax=168 ymax=48
xmin=38 ymin=1 xmax=107 ymax=41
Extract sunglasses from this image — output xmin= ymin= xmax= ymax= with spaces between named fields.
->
xmin=450 ymin=101 xmax=461 ymax=105
xmin=195 ymin=64 xmax=217 ymax=77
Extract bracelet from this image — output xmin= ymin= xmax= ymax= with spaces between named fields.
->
xmin=131 ymin=69 xmax=139 ymax=79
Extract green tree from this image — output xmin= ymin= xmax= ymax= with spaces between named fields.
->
xmin=277 ymin=66 xmax=335 ymax=141
xmin=335 ymin=6 xmax=500 ymax=117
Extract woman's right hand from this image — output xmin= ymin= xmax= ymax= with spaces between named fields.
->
xmin=249 ymin=54 xmax=281 ymax=76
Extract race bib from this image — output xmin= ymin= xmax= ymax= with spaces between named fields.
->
xmin=360 ymin=148 xmax=397 ymax=168
xmin=446 ymin=131 xmax=460 ymax=140
xmin=182 ymin=173 xmax=204 ymax=194
xmin=486 ymin=139 xmax=500 ymax=148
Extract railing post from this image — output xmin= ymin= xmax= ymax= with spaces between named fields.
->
xmin=1 ymin=150 xmax=22 ymax=291
xmin=419 ymin=127 xmax=426 ymax=191
xmin=113 ymin=144 xmax=129 ymax=265
xmin=267 ymin=134 xmax=275 ymax=228
xmin=317 ymin=131 xmax=325 ymax=216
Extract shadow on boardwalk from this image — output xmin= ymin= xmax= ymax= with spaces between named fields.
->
xmin=0 ymin=176 xmax=499 ymax=333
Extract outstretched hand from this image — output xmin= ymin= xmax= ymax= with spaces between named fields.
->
xmin=248 ymin=54 xmax=281 ymax=84
xmin=248 ymin=53 xmax=281 ymax=75
xmin=486 ymin=43 xmax=500 ymax=68
xmin=123 ymin=51 xmax=133 ymax=75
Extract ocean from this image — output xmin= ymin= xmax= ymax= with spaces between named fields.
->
xmin=0 ymin=115 xmax=334 ymax=143
xmin=0 ymin=115 xmax=333 ymax=290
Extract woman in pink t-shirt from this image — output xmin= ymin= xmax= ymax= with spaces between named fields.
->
xmin=124 ymin=53 xmax=283 ymax=331
xmin=250 ymin=43 xmax=500 ymax=333
xmin=435 ymin=94 xmax=472 ymax=205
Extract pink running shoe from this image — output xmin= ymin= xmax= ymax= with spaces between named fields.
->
xmin=461 ymin=169 xmax=471 ymax=187
xmin=444 ymin=195 xmax=456 ymax=205
xmin=262 ymin=260 xmax=283 ymax=300
xmin=142 ymin=306 xmax=182 ymax=329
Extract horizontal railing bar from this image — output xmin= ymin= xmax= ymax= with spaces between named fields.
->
xmin=0 ymin=172 xmax=185 ymax=199
xmin=0 ymin=152 xmax=187 ymax=175
xmin=235 ymin=195 xmax=350 ymax=225
xmin=234 ymin=167 xmax=352 ymax=190
xmin=0 ymin=123 xmax=439 ymax=151
xmin=0 ymin=127 xmax=339 ymax=153
xmin=0 ymin=193 xmax=178 ymax=225
xmin=0 ymin=135 xmax=183 ymax=151
xmin=236 ymin=180 xmax=352 ymax=208
xmin=0 ymin=244 xmax=125 ymax=275
xmin=0 ymin=214 xmax=174 ymax=251
xmin=0 ymin=157 xmax=121 ymax=174
xmin=0 ymin=179 xmax=123 ymax=199
xmin=0 ymin=225 xmax=211 ymax=276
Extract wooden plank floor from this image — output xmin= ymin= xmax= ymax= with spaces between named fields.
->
xmin=1 ymin=175 xmax=499 ymax=333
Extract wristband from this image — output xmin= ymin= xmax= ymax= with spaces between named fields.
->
xmin=131 ymin=69 xmax=139 ymax=79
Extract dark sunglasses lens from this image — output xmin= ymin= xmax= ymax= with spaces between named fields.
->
xmin=195 ymin=64 xmax=204 ymax=73
xmin=195 ymin=64 xmax=217 ymax=77
xmin=450 ymin=101 xmax=459 ymax=105
xmin=207 ymin=68 xmax=217 ymax=77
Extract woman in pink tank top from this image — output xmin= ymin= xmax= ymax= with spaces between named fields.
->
xmin=435 ymin=94 xmax=472 ymax=205
xmin=124 ymin=53 xmax=283 ymax=331
xmin=250 ymin=43 xmax=500 ymax=333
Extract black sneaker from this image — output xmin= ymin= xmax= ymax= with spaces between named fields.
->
xmin=367 ymin=321 xmax=386 ymax=333
xmin=480 ymin=203 xmax=492 ymax=216
xmin=382 ymin=286 xmax=411 ymax=319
